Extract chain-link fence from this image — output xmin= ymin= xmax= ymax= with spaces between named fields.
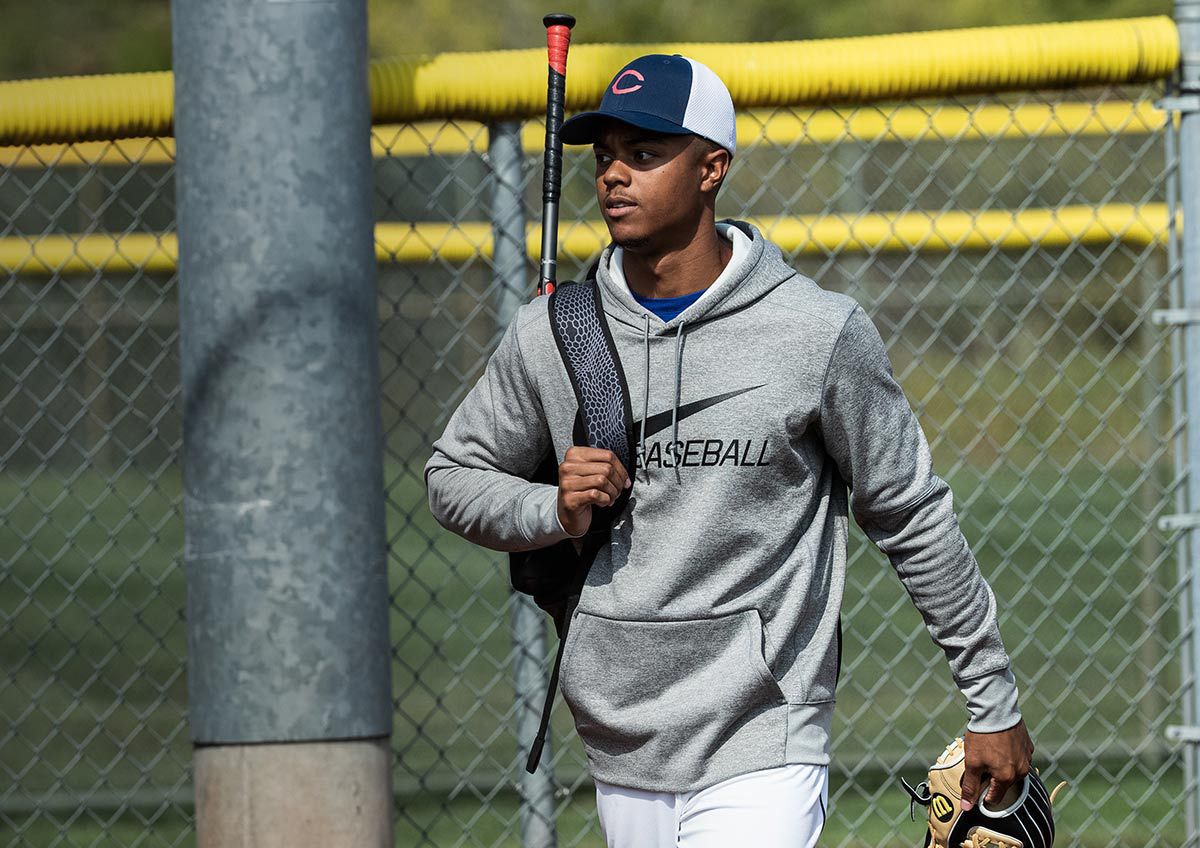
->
xmin=0 ymin=32 xmax=1190 ymax=848
xmin=382 ymin=83 xmax=1187 ymax=848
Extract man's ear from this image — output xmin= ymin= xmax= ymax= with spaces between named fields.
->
xmin=699 ymin=144 xmax=731 ymax=196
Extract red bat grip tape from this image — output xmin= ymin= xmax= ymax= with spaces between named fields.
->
xmin=546 ymin=26 xmax=572 ymax=75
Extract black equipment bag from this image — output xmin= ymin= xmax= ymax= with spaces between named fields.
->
xmin=509 ymin=267 xmax=637 ymax=774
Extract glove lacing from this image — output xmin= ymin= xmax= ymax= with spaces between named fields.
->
xmin=901 ymin=776 xmax=934 ymax=822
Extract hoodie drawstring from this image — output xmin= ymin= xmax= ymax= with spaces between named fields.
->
xmin=638 ymin=314 xmax=686 ymax=484
xmin=670 ymin=321 xmax=685 ymax=483
xmin=639 ymin=314 xmax=650 ymax=483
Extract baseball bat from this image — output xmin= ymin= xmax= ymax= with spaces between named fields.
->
xmin=537 ymin=13 xmax=576 ymax=298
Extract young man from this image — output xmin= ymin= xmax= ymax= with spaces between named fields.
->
xmin=424 ymin=54 xmax=1034 ymax=847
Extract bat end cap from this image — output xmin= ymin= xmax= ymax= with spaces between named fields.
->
xmin=543 ymin=13 xmax=576 ymax=28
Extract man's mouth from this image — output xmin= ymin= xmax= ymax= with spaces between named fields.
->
xmin=605 ymin=197 xmax=637 ymax=218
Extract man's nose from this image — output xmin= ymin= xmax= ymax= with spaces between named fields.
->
xmin=602 ymin=159 xmax=632 ymax=188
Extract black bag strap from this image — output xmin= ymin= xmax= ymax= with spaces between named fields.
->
xmin=525 ymin=258 xmax=635 ymax=774
xmin=524 ymin=514 xmax=611 ymax=773
xmin=525 ymin=579 xmax=579 ymax=772
xmin=546 ymin=265 xmax=638 ymax=506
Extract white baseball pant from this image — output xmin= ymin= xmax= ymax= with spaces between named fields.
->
xmin=594 ymin=763 xmax=829 ymax=848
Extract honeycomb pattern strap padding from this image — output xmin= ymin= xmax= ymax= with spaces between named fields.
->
xmin=547 ymin=278 xmax=637 ymax=520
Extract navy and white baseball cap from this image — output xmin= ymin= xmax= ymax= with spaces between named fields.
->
xmin=561 ymin=54 xmax=737 ymax=156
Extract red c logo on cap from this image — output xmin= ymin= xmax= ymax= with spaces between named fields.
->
xmin=612 ymin=69 xmax=644 ymax=95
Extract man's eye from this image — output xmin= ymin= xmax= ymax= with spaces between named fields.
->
xmin=595 ymin=153 xmax=611 ymax=166
xmin=634 ymin=150 xmax=655 ymax=162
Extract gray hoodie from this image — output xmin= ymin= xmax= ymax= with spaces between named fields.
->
xmin=423 ymin=220 xmax=1021 ymax=793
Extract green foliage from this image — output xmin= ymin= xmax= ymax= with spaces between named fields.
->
xmin=0 ymin=0 xmax=1174 ymax=81
xmin=3 ymin=0 xmax=170 ymax=80
xmin=366 ymin=0 xmax=1173 ymax=57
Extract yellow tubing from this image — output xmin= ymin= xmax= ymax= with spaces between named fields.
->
xmin=1 ymin=233 xmax=178 ymax=275
xmin=373 ymin=204 xmax=1174 ymax=263
xmin=0 ymin=204 xmax=1174 ymax=276
xmin=370 ymin=17 xmax=1178 ymax=122
xmin=0 ymin=100 xmax=1172 ymax=168
xmin=0 ymin=17 xmax=1178 ymax=145
xmin=0 ymin=70 xmax=173 ymax=146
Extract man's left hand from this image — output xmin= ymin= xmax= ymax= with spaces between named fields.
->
xmin=960 ymin=718 xmax=1035 ymax=811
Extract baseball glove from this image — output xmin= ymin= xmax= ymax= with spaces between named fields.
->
xmin=901 ymin=737 xmax=1068 ymax=848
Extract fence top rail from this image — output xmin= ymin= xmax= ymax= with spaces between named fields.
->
xmin=0 ymin=100 xmax=1171 ymax=169
xmin=0 ymin=203 xmax=1174 ymax=276
xmin=0 ymin=15 xmax=1178 ymax=146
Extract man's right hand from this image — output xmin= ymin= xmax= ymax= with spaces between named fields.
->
xmin=556 ymin=446 xmax=632 ymax=537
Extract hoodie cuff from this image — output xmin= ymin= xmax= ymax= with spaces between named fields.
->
xmin=516 ymin=484 xmax=586 ymax=546
xmin=959 ymin=666 xmax=1023 ymax=734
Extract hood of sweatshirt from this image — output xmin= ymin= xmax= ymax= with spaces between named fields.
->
xmin=596 ymin=219 xmax=798 ymax=485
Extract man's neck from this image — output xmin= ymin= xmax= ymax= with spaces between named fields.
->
xmin=621 ymin=220 xmax=733 ymax=299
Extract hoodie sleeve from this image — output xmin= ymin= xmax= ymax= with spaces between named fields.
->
xmin=424 ymin=313 xmax=584 ymax=552
xmin=818 ymin=304 xmax=1022 ymax=733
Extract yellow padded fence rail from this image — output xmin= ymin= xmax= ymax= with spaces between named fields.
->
xmin=0 ymin=204 xmax=1174 ymax=276
xmin=0 ymin=16 xmax=1178 ymax=146
xmin=0 ymin=101 xmax=1173 ymax=168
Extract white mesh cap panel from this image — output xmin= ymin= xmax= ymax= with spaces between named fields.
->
xmin=681 ymin=57 xmax=737 ymax=155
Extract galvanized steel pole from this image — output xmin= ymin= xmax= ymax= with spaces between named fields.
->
xmin=1175 ymin=3 xmax=1200 ymax=844
xmin=172 ymin=0 xmax=393 ymax=842
xmin=489 ymin=120 xmax=559 ymax=848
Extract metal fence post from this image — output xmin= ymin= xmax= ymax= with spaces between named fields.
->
xmin=489 ymin=119 xmax=559 ymax=848
xmin=1168 ymin=4 xmax=1200 ymax=845
xmin=172 ymin=0 xmax=393 ymax=843
xmin=1165 ymin=111 xmax=1199 ymax=848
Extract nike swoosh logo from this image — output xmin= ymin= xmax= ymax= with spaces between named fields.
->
xmin=638 ymin=384 xmax=765 ymax=439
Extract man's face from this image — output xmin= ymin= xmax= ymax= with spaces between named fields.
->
xmin=591 ymin=120 xmax=726 ymax=253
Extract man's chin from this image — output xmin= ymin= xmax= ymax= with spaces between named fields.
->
xmin=607 ymin=223 xmax=652 ymax=252
xmin=614 ymin=235 xmax=652 ymax=252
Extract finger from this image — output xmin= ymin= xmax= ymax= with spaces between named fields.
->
xmin=563 ymin=473 xmax=620 ymax=500
xmin=611 ymin=457 xmax=632 ymax=488
xmin=564 ymin=488 xmax=612 ymax=509
xmin=562 ymin=459 xmax=630 ymax=494
xmin=564 ymin=446 xmax=619 ymax=464
xmin=960 ymin=765 xmax=983 ymax=812
xmin=561 ymin=443 xmax=633 ymax=484
xmin=588 ymin=489 xmax=614 ymax=506
xmin=985 ymin=777 xmax=1004 ymax=806
xmin=561 ymin=490 xmax=598 ymax=513
xmin=561 ymin=482 xmax=618 ymax=512
xmin=561 ymin=460 xmax=622 ymax=480
xmin=602 ymin=461 xmax=630 ymax=493
xmin=986 ymin=766 xmax=1017 ymax=805
xmin=588 ymin=473 xmax=621 ymax=503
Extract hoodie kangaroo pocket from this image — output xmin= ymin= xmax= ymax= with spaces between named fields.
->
xmin=558 ymin=608 xmax=786 ymax=783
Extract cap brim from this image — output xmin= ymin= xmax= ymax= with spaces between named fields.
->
xmin=560 ymin=110 xmax=694 ymax=145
